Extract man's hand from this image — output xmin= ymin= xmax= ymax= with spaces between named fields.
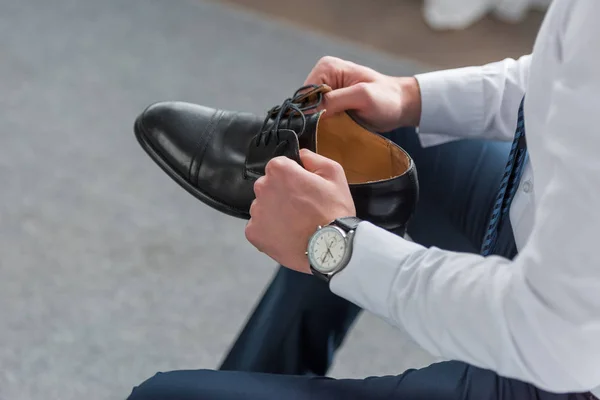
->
xmin=304 ymin=56 xmax=422 ymax=131
xmin=245 ymin=149 xmax=356 ymax=274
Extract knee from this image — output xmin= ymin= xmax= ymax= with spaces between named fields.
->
xmin=127 ymin=371 xmax=171 ymax=400
xmin=127 ymin=369 xmax=213 ymax=400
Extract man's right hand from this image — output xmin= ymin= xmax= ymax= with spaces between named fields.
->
xmin=304 ymin=56 xmax=422 ymax=132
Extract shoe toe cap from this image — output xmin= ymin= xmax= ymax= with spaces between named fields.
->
xmin=135 ymin=101 xmax=218 ymax=181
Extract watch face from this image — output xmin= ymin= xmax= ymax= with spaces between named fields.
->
xmin=308 ymin=226 xmax=348 ymax=273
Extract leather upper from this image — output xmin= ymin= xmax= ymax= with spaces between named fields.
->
xmin=138 ymin=101 xmax=321 ymax=214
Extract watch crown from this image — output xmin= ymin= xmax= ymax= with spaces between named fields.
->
xmin=304 ymin=251 xmax=308 ymax=255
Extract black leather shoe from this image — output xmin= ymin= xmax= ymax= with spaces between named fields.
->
xmin=134 ymin=85 xmax=418 ymax=233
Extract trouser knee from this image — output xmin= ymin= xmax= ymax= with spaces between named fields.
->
xmin=127 ymin=369 xmax=213 ymax=400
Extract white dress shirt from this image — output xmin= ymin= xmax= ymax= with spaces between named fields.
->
xmin=330 ymin=0 xmax=600 ymax=395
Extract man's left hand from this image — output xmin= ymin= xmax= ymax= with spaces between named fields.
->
xmin=245 ymin=149 xmax=356 ymax=274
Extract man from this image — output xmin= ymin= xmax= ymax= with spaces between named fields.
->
xmin=128 ymin=0 xmax=600 ymax=398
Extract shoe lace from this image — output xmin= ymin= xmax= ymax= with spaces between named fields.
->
xmin=255 ymin=84 xmax=325 ymax=147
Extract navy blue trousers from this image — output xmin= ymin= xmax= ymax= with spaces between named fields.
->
xmin=128 ymin=128 xmax=590 ymax=400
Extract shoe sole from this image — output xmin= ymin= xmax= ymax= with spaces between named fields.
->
xmin=134 ymin=115 xmax=251 ymax=220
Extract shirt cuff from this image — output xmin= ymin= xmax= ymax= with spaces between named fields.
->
xmin=329 ymin=221 xmax=426 ymax=320
xmin=414 ymin=67 xmax=484 ymax=142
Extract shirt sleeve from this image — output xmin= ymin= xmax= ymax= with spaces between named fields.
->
xmin=414 ymin=55 xmax=531 ymax=146
xmin=331 ymin=2 xmax=600 ymax=393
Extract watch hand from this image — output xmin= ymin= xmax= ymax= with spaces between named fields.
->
xmin=321 ymin=251 xmax=328 ymax=263
xmin=326 ymin=247 xmax=334 ymax=259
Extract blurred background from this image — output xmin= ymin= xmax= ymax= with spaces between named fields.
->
xmin=0 ymin=0 xmax=545 ymax=399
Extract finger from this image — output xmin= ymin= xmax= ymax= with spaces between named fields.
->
xmin=265 ymin=156 xmax=304 ymax=177
xmin=253 ymin=176 xmax=266 ymax=198
xmin=320 ymin=84 xmax=370 ymax=116
xmin=299 ymin=149 xmax=345 ymax=180
xmin=266 ymin=155 xmax=322 ymax=190
xmin=244 ymin=219 xmax=263 ymax=252
xmin=303 ymin=56 xmax=346 ymax=88
xmin=249 ymin=199 xmax=258 ymax=217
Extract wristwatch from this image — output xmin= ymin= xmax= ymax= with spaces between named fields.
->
xmin=306 ymin=216 xmax=361 ymax=282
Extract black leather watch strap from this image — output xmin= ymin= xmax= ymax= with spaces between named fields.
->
xmin=334 ymin=216 xmax=361 ymax=232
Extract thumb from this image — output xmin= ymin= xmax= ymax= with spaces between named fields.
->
xmin=319 ymin=84 xmax=367 ymax=115
xmin=299 ymin=149 xmax=345 ymax=181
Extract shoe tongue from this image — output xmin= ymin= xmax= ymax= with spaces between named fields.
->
xmin=289 ymin=111 xmax=320 ymax=152
xmin=244 ymin=84 xmax=330 ymax=179
xmin=244 ymin=111 xmax=321 ymax=180
xmin=270 ymin=110 xmax=321 ymax=160
xmin=266 ymin=83 xmax=330 ymax=153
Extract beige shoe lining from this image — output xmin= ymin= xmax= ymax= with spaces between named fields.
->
xmin=315 ymin=112 xmax=410 ymax=184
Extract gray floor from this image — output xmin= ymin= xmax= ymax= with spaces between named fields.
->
xmin=0 ymin=0 xmax=436 ymax=398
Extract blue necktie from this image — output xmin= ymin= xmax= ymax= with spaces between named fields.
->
xmin=480 ymin=97 xmax=528 ymax=256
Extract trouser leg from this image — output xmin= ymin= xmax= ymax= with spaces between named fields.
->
xmin=130 ymin=361 xmax=588 ymax=400
xmin=219 ymin=128 xmax=516 ymax=375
